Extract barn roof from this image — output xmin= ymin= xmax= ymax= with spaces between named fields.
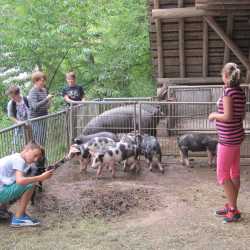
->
xmin=148 ymin=0 xmax=250 ymax=86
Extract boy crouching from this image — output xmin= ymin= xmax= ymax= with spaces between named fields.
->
xmin=0 ymin=142 xmax=53 ymax=227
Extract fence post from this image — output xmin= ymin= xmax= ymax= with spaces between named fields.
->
xmin=69 ymin=105 xmax=73 ymax=145
xmin=65 ymin=108 xmax=71 ymax=149
xmin=138 ymin=103 xmax=141 ymax=135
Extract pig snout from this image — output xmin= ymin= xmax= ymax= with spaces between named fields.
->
xmin=66 ymin=145 xmax=81 ymax=160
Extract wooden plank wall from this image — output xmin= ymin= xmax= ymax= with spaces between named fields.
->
xmin=148 ymin=0 xmax=250 ymax=80
xmin=196 ymin=0 xmax=250 ymax=11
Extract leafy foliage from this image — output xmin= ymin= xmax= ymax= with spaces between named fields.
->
xmin=0 ymin=0 xmax=154 ymax=127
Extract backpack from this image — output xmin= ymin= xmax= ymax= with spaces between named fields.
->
xmin=11 ymin=96 xmax=29 ymax=118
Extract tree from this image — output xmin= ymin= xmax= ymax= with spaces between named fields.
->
xmin=0 ymin=0 xmax=154 ymax=119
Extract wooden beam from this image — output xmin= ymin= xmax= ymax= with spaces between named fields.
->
xmin=152 ymin=7 xmax=219 ymax=19
xmin=205 ymin=16 xmax=250 ymax=72
xmin=154 ymin=0 xmax=164 ymax=78
xmin=178 ymin=0 xmax=185 ymax=78
xmin=223 ymin=15 xmax=233 ymax=64
xmin=202 ymin=19 xmax=208 ymax=77
xmin=157 ymin=77 xmax=222 ymax=85
xmin=152 ymin=7 xmax=250 ymax=19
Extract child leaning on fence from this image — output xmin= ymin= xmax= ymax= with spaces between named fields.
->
xmin=62 ymin=71 xmax=85 ymax=105
xmin=208 ymin=62 xmax=246 ymax=223
xmin=28 ymin=71 xmax=53 ymax=146
xmin=7 ymin=85 xmax=30 ymax=150
xmin=0 ymin=141 xmax=53 ymax=227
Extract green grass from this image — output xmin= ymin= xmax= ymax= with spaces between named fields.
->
xmin=0 ymin=217 xmax=159 ymax=250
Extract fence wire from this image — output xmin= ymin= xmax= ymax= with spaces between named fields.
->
xmin=1 ymin=95 xmax=250 ymax=163
xmin=73 ymin=101 xmax=250 ymax=157
xmin=0 ymin=110 xmax=69 ymax=165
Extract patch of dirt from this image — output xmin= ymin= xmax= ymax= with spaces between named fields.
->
xmin=30 ymin=160 xmax=163 ymax=219
xmin=3 ymin=156 xmax=250 ymax=250
xmin=79 ymin=187 xmax=158 ymax=218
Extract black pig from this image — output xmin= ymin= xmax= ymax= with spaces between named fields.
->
xmin=177 ymin=133 xmax=217 ymax=167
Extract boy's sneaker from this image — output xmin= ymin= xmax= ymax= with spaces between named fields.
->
xmin=223 ymin=209 xmax=241 ymax=223
xmin=22 ymin=214 xmax=40 ymax=224
xmin=215 ymin=203 xmax=229 ymax=216
xmin=10 ymin=214 xmax=40 ymax=227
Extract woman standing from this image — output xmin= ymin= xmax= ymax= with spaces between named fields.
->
xmin=208 ymin=63 xmax=246 ymax=223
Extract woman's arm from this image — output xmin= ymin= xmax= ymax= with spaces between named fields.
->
xmin=208 ymin=96 xmax=233 ymax=122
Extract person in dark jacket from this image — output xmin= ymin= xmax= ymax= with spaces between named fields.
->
xmin=62 ymin=71 xmax=85 ymax=138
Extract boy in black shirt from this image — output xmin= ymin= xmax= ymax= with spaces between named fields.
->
xmin=62 ymin=71 xmax=85 ymax=105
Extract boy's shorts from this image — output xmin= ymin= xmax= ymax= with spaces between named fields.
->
xmin=0 ymin=183 xmax=33 ymax=204
xmin=217 ymin=143 xmax=240 ymax=185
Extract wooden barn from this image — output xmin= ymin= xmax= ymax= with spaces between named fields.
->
xmin=148 ymin=0 xmax=250 ymax=87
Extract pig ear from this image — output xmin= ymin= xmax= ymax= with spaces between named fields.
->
xmin=70 ymin=144 xmax=81 ymax=153
xmin=73 ymin=138 xmax=82 ymax=145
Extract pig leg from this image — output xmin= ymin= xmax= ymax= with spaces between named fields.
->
xmin=148 ymin=157 xmax=153 ymax=172
xmin=106 ymin=163 xmax=112 ymax=172
xmin=184 ymin=158 xmax=190 ymax=167
xmin=207 ymin=149 xmax=213 ymax=167
xmin=145 ymin=158 xmax=150 ymax=167
xmin=149 ymin=161 xmax=153 ymax=171
xmin=127 ymin=156 xmax=140 ymax=174
xmin=129 ymin=160 xmax=136 ymax=172
xmin=153 ymin=154 xmax=164 ymax=173
xmin=179 ymin=150 xmax=185 ymax=165
xmin=180 ymin=148 xmax=189 ymax=167
xmin=79 ymin=159 xmax=88 ymax=173
xmin=135 ymin=159 xmax=141 ymax=174
xmin=123 ymin=160 xmax=129 ymax=172
xmin=90 ymin=153 xmax=99 ymax=169
xmin=96 ymin=164 xmax=104 ymax=178
xmin=110 ymin=161 xmax=116 ymax=178
xmin=157 ymin=161 xmax=164 ymax=174
xmin=212 ymin=155 xmax=216 ymax=167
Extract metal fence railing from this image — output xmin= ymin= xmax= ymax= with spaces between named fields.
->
xmin=73 ymin=101 xmax=250 ymax=157
xmin=168 ymin=85 xmax=250 ymax=105
xmin=1 ymin=96 xmax=250 ymax=162
xmin=0 ymin=123 xmax=28 ymax=157
xmin=0 ymin=110 xmax=69 ymax=165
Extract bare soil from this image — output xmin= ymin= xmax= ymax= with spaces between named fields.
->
xmin=1 ymin=157 xmax=250 ymax=250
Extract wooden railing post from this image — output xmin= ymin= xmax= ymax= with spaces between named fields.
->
xmin=154 ymin=0 xmax=164 ymax=78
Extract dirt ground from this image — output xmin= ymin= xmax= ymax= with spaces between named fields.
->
xmin=1 ymin=156 xmax=250 ymax=250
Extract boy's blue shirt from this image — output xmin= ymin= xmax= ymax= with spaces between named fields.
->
xmin=0 ymin=153 xmax=30 ymax=191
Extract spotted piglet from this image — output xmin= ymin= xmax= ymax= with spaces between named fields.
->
xmin=66 ymin=137 xmax=115 ymax=172
xmin=140 ymin=135 xmax=164 ymax=173
xmin=120 ymin=133 xmax=141 ymax=173
xmin=91 ymin=141 xmax=139 ymax=178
